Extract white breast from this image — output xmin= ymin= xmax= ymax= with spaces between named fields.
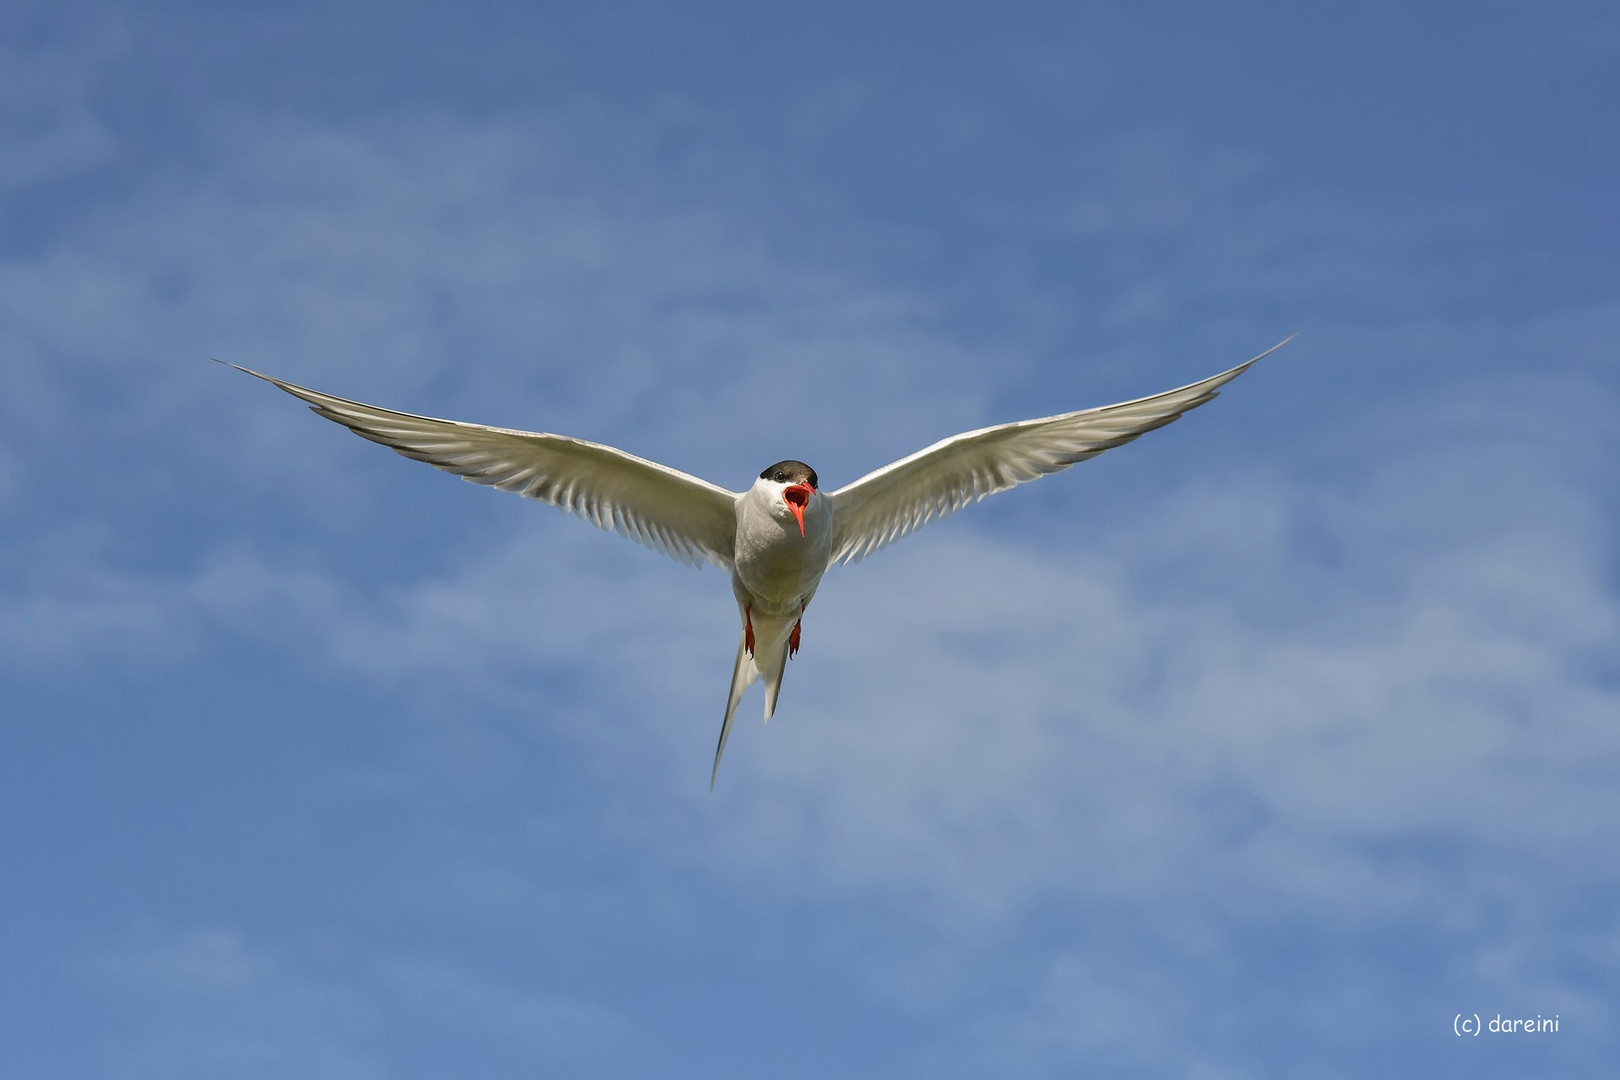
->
xmin=733 ymin=481 xmax=833 ymax=612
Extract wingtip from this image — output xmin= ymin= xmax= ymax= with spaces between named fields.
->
xmin=1217 ymin=334 xmax=1297 ymax=384
xmin=215 ymin=358 xmax=277 ymax=383
xmin=1252 ymin=334 xmax=1297 ymax=362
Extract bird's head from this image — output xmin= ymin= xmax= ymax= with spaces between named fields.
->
xmin=758 ymin=459 xmax=819 ymax=536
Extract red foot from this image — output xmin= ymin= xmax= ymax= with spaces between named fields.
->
xmin=744 ymin=605 xmax=755 ymax=658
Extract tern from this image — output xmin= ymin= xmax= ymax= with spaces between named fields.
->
xmin=229 ymin=337 xmax=1288 ymax=786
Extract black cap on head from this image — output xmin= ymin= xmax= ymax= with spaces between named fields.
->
xmin=759 ymin=459 xmax=818 ymax=489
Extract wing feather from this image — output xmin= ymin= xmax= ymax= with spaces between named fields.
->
xmin=230 ymin=365 xmax=738 ymax=568
xmin=826 ymin=339 xmax=1290 ymax=564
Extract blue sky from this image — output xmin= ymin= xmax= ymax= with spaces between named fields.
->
xmin=3 ymin=1 xmax=1617 ymax=1076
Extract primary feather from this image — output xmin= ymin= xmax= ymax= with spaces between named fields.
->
xmin=826 ymin=338 xmax=1291 ymax=564
xmin=225 ymin=364 xmax=738 ymax=569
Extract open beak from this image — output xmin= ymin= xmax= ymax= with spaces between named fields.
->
xmin=783 ymin=484 xmax=813 ymax=537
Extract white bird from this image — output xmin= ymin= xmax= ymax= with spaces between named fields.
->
xmin=229 ymin=337 xmax=1289 ymax=786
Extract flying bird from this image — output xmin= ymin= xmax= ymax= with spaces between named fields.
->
xmin=229 ymin=337 xmax=1289 ymax=786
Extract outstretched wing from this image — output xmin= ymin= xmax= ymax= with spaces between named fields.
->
xmin=826 ymin=338 xmax=1289 ymax=565
xmin=230 ymin=365 xmax=739 ymax=569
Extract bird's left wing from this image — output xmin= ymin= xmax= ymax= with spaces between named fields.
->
xmin=230 ymin=365 xmax=739 ymax=569
xmin=826 ymin=338 xmax=1290 ymax=565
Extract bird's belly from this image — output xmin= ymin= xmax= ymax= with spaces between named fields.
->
xmin=734 ymin=520 xmax=830 ymax=613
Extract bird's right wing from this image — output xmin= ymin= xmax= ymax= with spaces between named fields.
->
xmin=826 ymin=339 xmax=1289 ymax=565
xmin=230 ymin=365 xmax=739 ymax=569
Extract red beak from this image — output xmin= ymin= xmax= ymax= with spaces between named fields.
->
xmin=783 ymin=484 xmax=813 ymax=536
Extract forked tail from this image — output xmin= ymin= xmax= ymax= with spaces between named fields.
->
xmin=711 ymin=633 xmax=759 ymax=790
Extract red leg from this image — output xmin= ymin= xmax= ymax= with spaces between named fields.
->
xmin=744 ymin=605 xmax=755 ymax=658
xmin=788 ymin=600 xmax=806 ymax=659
